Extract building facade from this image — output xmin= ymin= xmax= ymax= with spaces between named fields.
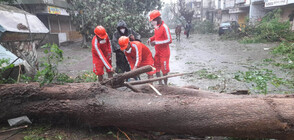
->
xmin=214 ymin=0 xmax=293 ymax=29
xmin=0 ymin=4 xmax=49 ymax=76
xmin=220 ymin=0 xmax=250 ymax=26
xmin=264 ymin=0 xmax=294 ymax=30
xmin=14 ymin=0 xmax=82 ymax=44
xmin=186 ymin=0 xmax=202 ymax=21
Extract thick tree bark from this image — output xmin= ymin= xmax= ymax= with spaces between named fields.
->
xmin=101 ymin=65 xmax=153 ymax=88
xmin=0 ymin=83 xmax=294 ymax=139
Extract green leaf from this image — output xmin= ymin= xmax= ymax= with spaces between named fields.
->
xmin=44 ymin=49 xmax=49 ymax=54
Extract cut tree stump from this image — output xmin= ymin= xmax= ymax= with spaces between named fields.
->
xmin=1 ymin=83 xmax=294 ymax=139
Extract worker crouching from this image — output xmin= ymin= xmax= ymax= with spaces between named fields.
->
xmin=118 ymin=36 xmax=155 ymax=79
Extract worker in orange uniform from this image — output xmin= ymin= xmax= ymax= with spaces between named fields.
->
xmin=118 ymin=36 xmax=155 ymax=79
xmin=92 ymin=25 xmax=114 ymax=82
xmin=147 ymin=10 xmax=172 ymax=85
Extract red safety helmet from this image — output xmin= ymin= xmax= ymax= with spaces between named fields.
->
xmin=118 ymin=36 xmax=129 ymax=51
xmin=94 ymin=26 xmax=108 ymax=39
xmin=149 ymin=10 xmax=161 ymax=21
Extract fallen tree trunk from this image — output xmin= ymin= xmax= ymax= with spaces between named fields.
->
xmin=1 ymin=83 xmax=294 ymax=139
xmin=101 ymin=65 xmax=153 ymax=88
xmin=126 ymin=73 xmax=186 ymax=85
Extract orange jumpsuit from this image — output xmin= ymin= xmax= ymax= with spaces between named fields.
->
xmin=124 ymin=41 xmax=155 ymax=75
xmin=91 ymin=35 xmax=112 ymax=76
xmin=149 ymin=21 xmax=172 ymax=74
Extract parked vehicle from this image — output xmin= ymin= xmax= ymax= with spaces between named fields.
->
xmin=218 ymin=21 xmax=240 ymax=35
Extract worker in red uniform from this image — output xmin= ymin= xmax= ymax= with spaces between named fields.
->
xmin=119 ymin=36 xmax=155 ymax=79
xmin=147 ymin=10 xmax=172 ymax=85
xmin=92 ymin=25 xmax=114 ymax=82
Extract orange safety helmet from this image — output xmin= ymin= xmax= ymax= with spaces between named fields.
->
xmin=94 ymin=26 xmax=108 ymax=39
xmin=149 ymin=10 xmax=161 ymax=21
xmin=118 ymin=36 xmax=129 ymax=51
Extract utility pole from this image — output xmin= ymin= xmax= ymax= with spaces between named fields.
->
xmin=201 ymin=0 xmax=203 ymax=21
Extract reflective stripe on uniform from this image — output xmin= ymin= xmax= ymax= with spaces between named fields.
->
xmin=132 ymin=43 xmax=139 ymax=68
xmin=164 ymin=61 xmax=167 ymax=70
xmin=155 ymin=24 xmax=171 ymax=45
xmin=94 ymin=38 xmax=110 ymax=69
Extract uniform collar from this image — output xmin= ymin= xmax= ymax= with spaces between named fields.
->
xmin=126 ymin=47 xmax=132 ymax=53
xmin=158 ymin=21 xmax=164 ymax=28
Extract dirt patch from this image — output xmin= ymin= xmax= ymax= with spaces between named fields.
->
xmin=37 ymin=42 xmax=93 ymax=78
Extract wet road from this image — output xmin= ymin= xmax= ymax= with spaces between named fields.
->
xmin=38 ymin=33 xmax=285 ymax=94
xmin=167 ymin=32 xmax=278 ymax=93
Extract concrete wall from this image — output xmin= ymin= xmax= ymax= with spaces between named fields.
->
xmin=222 ymin=12 xmax=230 ymax=21
xmin=229 ymin=13 xmax=238 ymax=21
xmin=249 ymin=4 xmax=266 ymax=23
xmin=58 ymin=33 xmax=67 ymax=43
xmin=222 ymin=12 xmax=238 ymax=22
xmin=281 ymin=5 xmax=294 ymax=30
xmin=281 ymin=6 xmax=293 ymax=21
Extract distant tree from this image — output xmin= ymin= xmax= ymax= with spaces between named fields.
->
xmin=169 ymin=2 xmax=185 ymax=27
xmin=169 ymin=0 xmax=194 ymax=27
xmin=66 ymin=0 xmax=162 ymax=47
xmin=177 ymin=0 xmax=194 ymax=23
xmin=161 ymin=3 xmax=179 ymax=28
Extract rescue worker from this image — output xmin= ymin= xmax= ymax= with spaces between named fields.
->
xmin=112 ymin=20 xmax=141 ymax=74
xmin=118 ymin=36 xmax=155 ymax=79
xmin=147 ymin=10 xmax=172 ymax=85
xmin=92 ymin=25 xmax=114 ymax=82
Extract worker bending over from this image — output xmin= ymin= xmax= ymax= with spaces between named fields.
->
xmin=119 ymin=36 xmax=155 ymax=79
xmin=91 ymin=25 xmax=114 ymax=82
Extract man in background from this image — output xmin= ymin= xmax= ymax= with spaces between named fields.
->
xmin=112 ymin=20 xmax=141 ymax=74
xmin=185 ymin=21 xmax=192 ymax=38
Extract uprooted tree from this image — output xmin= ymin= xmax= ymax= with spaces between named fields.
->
xmin=1 ymin=66 xmax=294 ymax=139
